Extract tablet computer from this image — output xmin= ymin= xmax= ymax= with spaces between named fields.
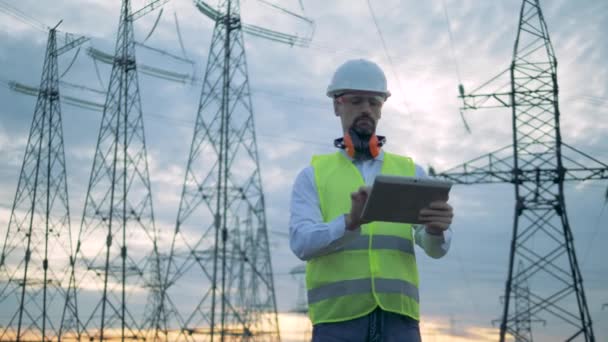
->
xmin=360 ymin=175 xmax=452 ymax=224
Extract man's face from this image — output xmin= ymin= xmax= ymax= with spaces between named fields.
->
xmin=334 ymin=91 xmax=385 ymax=135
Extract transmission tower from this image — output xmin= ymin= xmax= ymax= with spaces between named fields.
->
xmin=435 ymin=0 xmax=607 ymax=341
xmin=289 ymin=265 xmax=307 ymax=316
xmin=289 ymin=265 xmax=311 ymax=342
xmin=0 ymin=23 xmax=87 ymax=341
xmin=159 ymin=0 xmax=312 ymax=340
xmin=513 ymin=261 xmax=533 ymax=342
xmin=69 ymin=1 xmax=168 ymax=340
xmin=493 ymin=260 xmax=546 ymax=341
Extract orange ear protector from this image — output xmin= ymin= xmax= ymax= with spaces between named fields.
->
xmin=334 ymin=133 xmax=386 ymax=158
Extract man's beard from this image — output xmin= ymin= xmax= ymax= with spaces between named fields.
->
xmin=348 ymin=127 xmax=374 ymax=160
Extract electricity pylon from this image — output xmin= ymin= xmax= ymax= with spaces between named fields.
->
xmin=69 ymin=0 xmax=167 ymax=340
xmin=159 ymin=0 xmax=312 ymax=340
xmin=289 ymin=265 xmax=311 ymax=342
xmin=513 ymin=261 xmax=533 ymax=342
xmin=289 ymin=265 xmax=307 ymax=316
xmin=435 ymin=0 xmax=607 ymax=341
xmin=0 ymin=23 xmax=87 ymax=341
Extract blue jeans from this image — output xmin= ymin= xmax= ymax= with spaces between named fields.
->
xmin=312 ymin=307 xmax=421 ymax=342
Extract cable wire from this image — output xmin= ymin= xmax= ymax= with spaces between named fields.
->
xmin=441 ymin=0 xmax=471 ymax=134
xmin=60 ymin=47 xmax=81 ymax=79
xmin=143 ymin=7 xmax=163 ymax=43
xmin=366 ymin=0 xmax=412 ymax=117
xmin=441 ymin=0 xmax=462 ymax=84
xmin=6 ymin=76 xmax=330 ymax=147
xmin=581 ymin=194 xmax=607 ymax=268
xmin=173 ymin=11 xmax=189 ymax=61
xmin=0 ymin=0 xmax=47 ymax=32
xmin=92 ymin=57 xmax=106 ymax=90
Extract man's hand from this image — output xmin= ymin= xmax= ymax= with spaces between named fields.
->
xmin=345 ymin=186 xmax=371 ymax=231
xmin=419 ymin=201 xmax=454 ymax=235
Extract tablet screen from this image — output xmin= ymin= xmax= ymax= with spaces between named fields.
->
xmin=360 ymin=175 xmax=452 ymax=224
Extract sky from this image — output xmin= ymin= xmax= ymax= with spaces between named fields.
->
xmin=1 ymin=0 xmax=607 ymax=341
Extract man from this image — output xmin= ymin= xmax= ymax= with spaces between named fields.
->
xmin=289 ymin=59 xmax=454 ymax=341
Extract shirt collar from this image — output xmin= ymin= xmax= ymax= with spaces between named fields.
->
xmin=339 ymin=149 xmax=384 ymax=162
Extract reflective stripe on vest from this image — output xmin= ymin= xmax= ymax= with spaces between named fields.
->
xmin=307 ymin=151 xmax=420 ymax=324
xmin=308 ymin=278 xmax=419 ymax=304
xmin=336 ymin=234 xmax=415 ymax=254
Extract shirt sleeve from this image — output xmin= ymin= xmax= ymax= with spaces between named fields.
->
xmin=289 ymin=166 xmax=360 ymax=261
xmin=413 ymin=163 xmax=453 ymax=259
xmin=413 ymin=225 xmax=452 ymax=259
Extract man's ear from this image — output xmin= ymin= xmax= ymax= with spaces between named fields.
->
xmin=333 ymin=99 xmax=340 ymax=117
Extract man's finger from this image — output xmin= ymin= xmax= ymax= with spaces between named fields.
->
xmin=428 ymin=201 xmax=452 ymax=210
xmin=351 ymin=192 xmax=367 ymax=205
xmin=419 ymin=209 xmax=454 ymax=218
xmin=418 ymin=216 xmax=453 ymax=224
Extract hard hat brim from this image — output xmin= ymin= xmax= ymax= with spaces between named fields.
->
xmin=327 ymin=88 xmax=391 ymax=98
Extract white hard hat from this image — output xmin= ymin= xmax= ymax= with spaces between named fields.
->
xmin=326 ymin=59 xmax=391 ymax=98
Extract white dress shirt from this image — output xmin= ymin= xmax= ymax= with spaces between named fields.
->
xmin=289 ymin=149 xmax=452 ymax=261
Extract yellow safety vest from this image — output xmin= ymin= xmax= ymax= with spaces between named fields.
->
xmin=307 ymin=151 xmax=419 ymax=324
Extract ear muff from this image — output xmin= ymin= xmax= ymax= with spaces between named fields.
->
xmin=368 ymin=134 xmax=380 ymax=158
xmin=335 ymin=133 xmax=384 ymax=158
xmin=343 ymin=133 xmax=355 ymax=157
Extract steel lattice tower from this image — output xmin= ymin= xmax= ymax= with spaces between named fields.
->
xmin=0 ymin=24 xmax=87 ymax=341
xmin=435 ymin=0 xmax=607 ymax=341
xmin=513 ymin=261 xmax=533 ymax=342
xmin=160 ymin=0 xmax=281 ymax=340
xmin=69 ymin=1 xmax=165 ymax=340
xmin=289 ymin=265 xmax=311 ymax=342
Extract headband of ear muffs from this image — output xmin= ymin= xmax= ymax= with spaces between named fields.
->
xmin=334 ymin=129 xmax=386 ymax=158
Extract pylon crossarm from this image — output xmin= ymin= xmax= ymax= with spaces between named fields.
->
xmin=130 ymin=0 xmax=171 ymax=21
xmin=459 ymin=68 xmax=512 ymax=111
xmin=436 ymin=147 xmax=608 ymax=185
xmin=561 ymin=143 xmax=608 ymax=181
xmin=460 ymin=92 xmax=512 ymax=110
xmin=194 ymin=0 xmax=221 ymax=20
xmin=10 ymin=81 xmax=106 ymax=112
xmin=562 ymin=167 xmax=608 ymax=182
xmin=56 ymin=35 xmax=89 ymax=56
xmin=435 ymin=145 xmax=514 ymax=184
xmin=195 ymin=0 xmax=313 ymax=48
xmin=88 ymin=47 xmax=192 ymax=83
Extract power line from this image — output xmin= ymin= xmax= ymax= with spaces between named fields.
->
xmin=0 ymin=0 xmax=47 ymax=32
xmin=6 ymin=75 xmax=606 ymax=152
xmin=366 ymin=0 xmax=412 ymax=117
xmin=441 ymin=0 xmax=462 ymax=84
xmin=82 ymin=107 xmax=331 ymax=148
xmin=440 ymin=0 xmax=471 ymax=134
xmin=581 ymin=200 xmax=607 ymax=268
